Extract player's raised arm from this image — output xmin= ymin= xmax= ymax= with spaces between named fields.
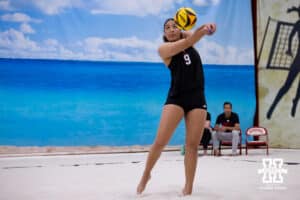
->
xmin=158 ymin=22 xmax=216 ymax=60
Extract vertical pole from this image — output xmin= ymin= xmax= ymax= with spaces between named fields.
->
xmin=251 ymin=0 xmax=260 ymax=141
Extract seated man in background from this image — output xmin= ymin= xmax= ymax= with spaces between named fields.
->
xmin=200 ymin=112 xmax=212 ymax=155
xmin=212 ymin=102 xmax=240 ymax=156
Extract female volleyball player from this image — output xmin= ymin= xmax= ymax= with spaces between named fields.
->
xmin=137 ymin=18 xmax=216 ymax=196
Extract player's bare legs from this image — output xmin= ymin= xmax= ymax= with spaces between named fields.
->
xmin=137 ymin=104 xmax=184 ymax=194
xmin=182 ymin=109 xmax=206 ymax=195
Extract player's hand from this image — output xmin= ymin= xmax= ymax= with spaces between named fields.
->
xmin=203 ymin=23 xmax=216 ymax=35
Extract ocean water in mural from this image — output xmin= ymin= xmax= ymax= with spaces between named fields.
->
xmin=0 ymin=59 xmax=255 ymax=146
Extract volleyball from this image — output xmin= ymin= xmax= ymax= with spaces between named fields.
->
xmin=174 ymin=7 xmax=197 ymax=31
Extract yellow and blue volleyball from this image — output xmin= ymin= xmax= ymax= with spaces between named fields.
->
xmin=174 ymin=7 xmax=197 ymax=31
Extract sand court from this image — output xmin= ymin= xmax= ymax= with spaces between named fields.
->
xmin=0 ymin=148 xmax=299 ymax=200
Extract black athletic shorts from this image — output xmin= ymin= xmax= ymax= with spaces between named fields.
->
xmin=164 ymin=89 xmax=207 ymax=114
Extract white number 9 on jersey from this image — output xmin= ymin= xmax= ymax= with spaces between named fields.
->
xmin=183 ymin=54 xmax=191 ymax=65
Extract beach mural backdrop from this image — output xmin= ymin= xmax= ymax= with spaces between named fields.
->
xmin=0 ymin=0 xmax=255 ymax=146
xmin=257 ymin=0 xmax=300 ymax=148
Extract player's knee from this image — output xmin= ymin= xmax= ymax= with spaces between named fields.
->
xmin=185 ymin=141 xmax=199 ymax=151
xmin=153 ymin=140 xmax=167 ymax=150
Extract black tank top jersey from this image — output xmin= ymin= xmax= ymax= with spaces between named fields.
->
xmin=167 ymin=46 xmax=204 ymax=97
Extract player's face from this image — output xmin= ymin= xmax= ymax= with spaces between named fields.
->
xmin=164 ymin=20 xmax=181 ymax=42
xmin=224 ymin=104 xmax=232 ymax=116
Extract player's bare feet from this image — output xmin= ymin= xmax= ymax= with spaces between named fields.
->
xmin=136 ymin=173 xmax=151 ymax=195
xmin=182 ymin=185 xmax=192 ymax=196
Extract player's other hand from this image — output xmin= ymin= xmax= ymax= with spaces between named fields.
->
xmin=203 ymin=23 xmax=216 ymax=35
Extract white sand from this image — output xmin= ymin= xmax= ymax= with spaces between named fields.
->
xmin=0 ymin=148 xmax=299 ymax=200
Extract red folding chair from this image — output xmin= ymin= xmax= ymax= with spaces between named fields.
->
xmin=246 ymin=127 xmax=269 ymax=155
xmin=219 ymin=130 xmax=242 ymax=155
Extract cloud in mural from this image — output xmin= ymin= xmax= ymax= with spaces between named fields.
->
xmin=196 ymin=38 xmax=254 ymax=65
xmin=0 ymin=29 xmax=39 ymax=51
xmin=13 ymin=0 xmax=183 ymax=16
xmin=90 ymin=0 xmax=184 ymax=17
xmin=29 ymin=0 xmax=80 ymax=15
xmin=5 ymin=0 xmax=220 ymax=16
xmin=0 ymin=28 xmax=253 ymax=64
xmin=1 ymin=12 xmax=41 ymax=23
xmin=193 ymin=0 xmax=221 ymax=6
xmin=0 ymin=0 xmax=14 ymax=11
xmin=20 ymin=23 xmax=35 ymax=34
xmin=0 ymin=0 xmax=254 ymax=65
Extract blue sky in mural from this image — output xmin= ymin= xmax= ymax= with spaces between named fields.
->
xmin=0 ymin=0 xmax=254 ymax=64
